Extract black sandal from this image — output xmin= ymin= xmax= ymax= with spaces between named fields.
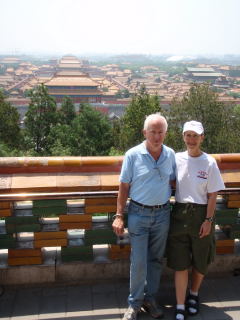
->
xmin=175 ymin=308 xmax=187 ymax=320
xmin=186 ymin=293 xmax=199 ymax=316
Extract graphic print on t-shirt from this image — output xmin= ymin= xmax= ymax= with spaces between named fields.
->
xmin=197 ymin=170 xmax=208 ymax=179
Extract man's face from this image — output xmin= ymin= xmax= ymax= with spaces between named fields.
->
xmin=143 ymin=120 xmax=167 ymax=151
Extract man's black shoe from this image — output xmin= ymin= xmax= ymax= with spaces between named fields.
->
xmin=142 ymin=300 xmax=164 ymax=319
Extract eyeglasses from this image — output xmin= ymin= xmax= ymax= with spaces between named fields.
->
xmin=153 ymin=166 xmax=162 ymax=179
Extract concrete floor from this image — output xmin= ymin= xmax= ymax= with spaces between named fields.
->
xmin=0 ymin=272 xmax=240 ymax=320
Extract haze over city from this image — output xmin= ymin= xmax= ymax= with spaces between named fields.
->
xmin=1 ymin=0 xmax=240 ymax=57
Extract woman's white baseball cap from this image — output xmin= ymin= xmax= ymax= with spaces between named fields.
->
xmin=183 ymin=121 xmax=204 ymax=135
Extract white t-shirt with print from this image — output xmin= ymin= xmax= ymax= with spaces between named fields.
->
xmin=175 ymin=151 xmax=225 ymax=204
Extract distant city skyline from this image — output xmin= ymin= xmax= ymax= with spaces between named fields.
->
xmin=1 ymin=0 xmax=240 ymax=56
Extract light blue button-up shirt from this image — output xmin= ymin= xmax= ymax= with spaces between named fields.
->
xmin=120 ymin=142 xmax=176 ymax=205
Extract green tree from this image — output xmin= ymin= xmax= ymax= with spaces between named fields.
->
xmin=111 ymin=118 xmax=122 ymax=151
xmin=234 ymin=104 xmax=240 ymax=116
xmin=228 ymin=92 xmax=240 ymax=99
xmin=0 ymin=142 xmax=13 ymax=156
xmin=69 ymin=104 xmax=113 ymax=156
xmin=0 ymin=90 xmax=21 ymax=148
xmin=49 ymin=139 xmax=73 ymax=156
xmin=115 ymin=90 xmax=122 ymax=98
xmin=118 ymin=85 xmax=162 ymax=151
xmin=47 ymin=124 xmax=74 ymax=156
xmin=24 ymin=84 xmax=59 ymax=154
xmin=122 ymin=89 xmax=130 ymax=98
xmin=165 ymin=83 xmax=240 ymax=153
xmin=59 ymin=96 xmax=76 ymax=125
xmin=115 ymin=89 xmax=130 ymax=98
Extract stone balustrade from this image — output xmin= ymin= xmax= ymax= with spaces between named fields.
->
xmin=0 ymin=155 xmax=240 ymax=285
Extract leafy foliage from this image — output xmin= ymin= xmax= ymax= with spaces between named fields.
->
xmin=1 ymin=82 xmax=240 ymax=157
xmin=24 ymin=84 xmax=59 ymax=154
xmin=59 ymin=96 xmax=76 ymax=125
xmin=0 ymin=90 xmax=21 ymax=148
xmin=47 ymin=124 xmax=74 ymax=156
xmin=118 ymin=85 xmax=162 ymax=151
xmin=69 ymin=104 xmax=113 ymax=156
xmin=115 ymin=89 xmax=130 ymax=98
xmin=164 ymin=83 xmax=240 ymax=153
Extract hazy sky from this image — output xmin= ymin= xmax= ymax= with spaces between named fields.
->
xmin=1 ymin=0 xmax=240 ymax=56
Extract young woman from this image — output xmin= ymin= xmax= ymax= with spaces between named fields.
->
xmin=167 ymin=121 xmax=225 ymax=320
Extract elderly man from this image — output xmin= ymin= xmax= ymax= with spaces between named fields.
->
xmin=112 ymin=113 xmax=175 ymax=320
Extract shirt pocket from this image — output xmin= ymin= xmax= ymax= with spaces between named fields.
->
xmin=135 ymin=164 xmax=150 ymax=178
xmin=157 ymin=162 xmax=173 ymax=181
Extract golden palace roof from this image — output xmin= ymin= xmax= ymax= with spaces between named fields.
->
xmin=45 ymin=77 xmax=99 ymax=87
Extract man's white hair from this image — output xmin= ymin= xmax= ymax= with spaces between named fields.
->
xmin=143 ymin=113 xmax=168 ymax=131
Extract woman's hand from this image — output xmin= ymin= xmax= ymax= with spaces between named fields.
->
xmin=199 ymin=220 xmax=212 ymax=238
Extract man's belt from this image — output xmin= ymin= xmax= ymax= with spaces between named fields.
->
xmin=130 ymin=199 xmax=169 ymax=209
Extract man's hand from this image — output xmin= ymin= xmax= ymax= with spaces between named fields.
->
xmin=112 ymin=216 xmax=124 ymax=236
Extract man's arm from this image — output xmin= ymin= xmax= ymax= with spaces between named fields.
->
xmin=112 ymin=182 xmax=130 ymax=236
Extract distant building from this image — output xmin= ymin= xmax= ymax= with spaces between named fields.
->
xmin=187 ymin=67 xmax=215 ymax=73
xmin=45 ymin=73 xmax=102 ymax=103
xmin=191 ymin=72 xmax=223 ymax=82
xmin=57 ymin=55 xmax=83 ymax=73
xmin=0 ymin=57 xmax=21 ymax=65
xmin=45 ymin=55 xmax=103 ymax=103
xmin=186 ymin=67 xmax=223 ymax=82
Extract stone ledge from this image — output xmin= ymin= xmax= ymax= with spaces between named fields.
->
xmin=1 ymin=255 xmax=240 ymax=285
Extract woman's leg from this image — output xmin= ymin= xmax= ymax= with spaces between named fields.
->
xmin=191 ymin=267 xmax=204 ymax=292
xmin=186 ymin=267 xmax=204 ymax=315
xmin=175 ymin=270 xmax=188 ymax=305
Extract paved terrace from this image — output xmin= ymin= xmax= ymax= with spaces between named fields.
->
xmin=1 ymin=274 xmax=240 ymax=319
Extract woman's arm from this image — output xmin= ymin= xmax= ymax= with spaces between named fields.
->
xmin=199 ymin=192 xmax=217 ymax=238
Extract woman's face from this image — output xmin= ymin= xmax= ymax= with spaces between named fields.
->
xmin=183 ymin=130 xmax=204 ymax=151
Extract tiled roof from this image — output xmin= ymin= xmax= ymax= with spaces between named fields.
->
xmin=45 ymin=77 xmax=99 ymax=87
xmin=58 ymin=63 xmax=82 ymax=68
xmin=56 ymin=71 xmax=88 ymax=77
xmin=192 ymin=73 xmax=222 ymax=77
xmin=187 ymin=67 xmax=215 ymax=72
xmin=48 ymin=90 xmax=102 ymax=96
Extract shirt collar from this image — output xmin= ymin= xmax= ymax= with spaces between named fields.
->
xmin=140 ymin=141 xmax=165 ymax=156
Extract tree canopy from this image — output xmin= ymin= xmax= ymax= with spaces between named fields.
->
xmin=164 ymin=83 xmax=240 ymax=153
xmin=0 ymin=90 xmax=21 ymax=148
xmin=24 ymin=84 xmax=59 ymax=154
xmin=59 ymin=96 xmax=76 ymax=125
xmin=69 ymin=104 xmax=113 ymax=156
xmin=1 ymin=83 xmax=240 ymax=157
xmin=117 ymin=85 xmax=162 ymax=151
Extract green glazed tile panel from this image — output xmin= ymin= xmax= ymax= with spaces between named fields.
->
xmin=84 ymin=229 xmax=117 ymax=245
xmin=215 ymin=207 xmax=239 ymax=225
xmin=215 ymin=217 xmax=238 ymax=225
xmin=0 ymin=234 xmax=16 ymax=249
xmin=5 ymin=216 xmax=39 ymax=224
xmin=5 ymin=216 xmax=40 ymax=233
xmin=6 ymin=224 xmax=41 ymax=233
xmin=61 ymin=246 xmax=93 ymax=262
xmin=215 ymin=208 xmax=239 ymax=215
xmin=230 ymin=223 xmax=240 ymax=238
xmin=33 ymin=200 xmax=67 ymax=208
xmin=32 ymin=206 xmax=67 ymax=217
